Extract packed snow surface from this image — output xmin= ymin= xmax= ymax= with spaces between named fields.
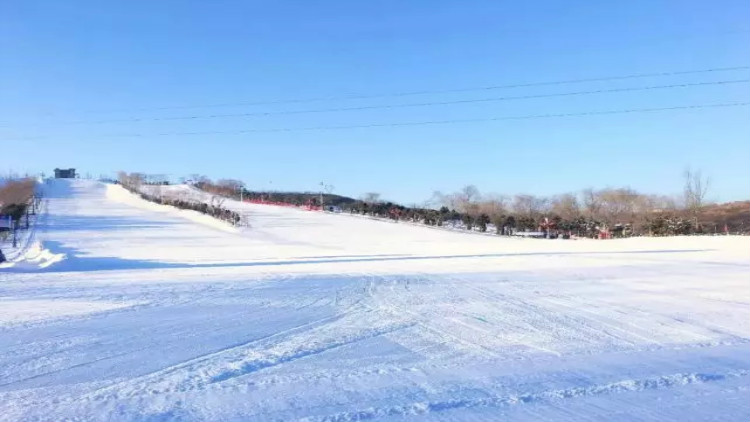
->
xmin=1 ymin=179 xmax=748 ymax=421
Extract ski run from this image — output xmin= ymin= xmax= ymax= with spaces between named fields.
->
xmin=1 ymin=179 xmax=748 ymax=421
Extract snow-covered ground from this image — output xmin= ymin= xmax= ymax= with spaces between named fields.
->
xmin=1 ymin=179 xmax=748 ymax=421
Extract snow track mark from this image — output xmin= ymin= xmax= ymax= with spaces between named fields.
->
xmin=301 ymin=369 xmax=750 ymax=422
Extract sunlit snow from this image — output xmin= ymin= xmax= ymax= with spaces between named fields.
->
xmin=1 ymin=179 xmax=748 ymax=421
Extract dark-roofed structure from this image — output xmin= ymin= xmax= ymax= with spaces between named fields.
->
xmin=54 ymin=168 xmax=76 ymax=179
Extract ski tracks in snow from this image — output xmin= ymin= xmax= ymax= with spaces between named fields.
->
xmin=298 ymin=369 xmax=750 ymax=422
xmin=3 ymin=180 xmax=750 ymax=421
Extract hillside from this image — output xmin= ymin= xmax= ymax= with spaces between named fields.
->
xmin=0 ymin=179 xmax=749 ymax=422
xmin=702 ymin=200 xmax=750 ymax=232
xmin=191 ymin=181 xmax=750 ymax=235
xmin=244 ymin=190 xmax=358 ymax=207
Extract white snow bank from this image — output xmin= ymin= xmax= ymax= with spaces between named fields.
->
xmin=105 ymin=183 xmax=239 ymax=234
xmin=0 ymin=242 xmax=66 ymax=270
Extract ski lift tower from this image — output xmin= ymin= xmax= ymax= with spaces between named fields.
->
xmin=319 ymin=182 xmax=334 ymax=211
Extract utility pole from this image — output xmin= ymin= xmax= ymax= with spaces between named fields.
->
xmin=319 ymin=182 xmax=324 ymax=211
xmin=319 ymin=182 xmax=334 ymax=212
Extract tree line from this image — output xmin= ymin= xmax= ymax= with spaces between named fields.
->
xmin=340 ymin=169 xmax=744 ymax=237
xmin=116 ymin=172 xmax=243 ymax=226
xmin=194 ymin=177 xmax=356 ymax=207
xmin=122 ymin=169 xmax=747 ymax=238
xmin=0 ymin=178 xmax=36 ymax=223
xmin=0 ymin=177 xmax=40 ymax=260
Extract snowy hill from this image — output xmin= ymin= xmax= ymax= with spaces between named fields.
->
xmin=1 ymin=179 xmax=749 ymax=421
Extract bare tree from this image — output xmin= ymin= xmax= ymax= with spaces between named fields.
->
xmin=478 ymin=193 xmax=508 ymax=218
xmin=630 ymin=193 xmax=676 ymax=235
xmin=460 ymin=185 xmax=480 ymax=203
xmin=210 ymin=195 xmax=226 ymax=208
xmin=581 ymin=188 xmax=602 ymax=220
xmin=363 ymin=192 xmax=381 ymax=203
xmin=550 ymin=193 xmax=580 ymax=221
xmin=0 ymin=178 xmax=35 ymax=206
xmin=117 ymin=171 xmax=144 ymax=190
xmin=578 ymin=187 xmax=647 ymax=228
xmin=145 ymin=174 xmax=168 ymax=185
xmin=426 ymin=190 xmax=446 ymax=209
xmin=683 ymin=167 xmax=710 ymax=224
xmin=597 ymin=188 xmax=640 ymax=227
xmin=442 ymin=192 xmax=460 ymax=211
xmin=452 ymin=185 xmax=481 ymax=215
xmin=186 ymin=174 xmax=210 ymax=185
xmin=512 ymin=194 xmax=547 ymax=218
xmin=217 ymin=179 xmax=243 ymax=190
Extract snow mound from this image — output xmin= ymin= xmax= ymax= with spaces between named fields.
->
xmin=0 ymin=241 xmax=67 ymax=270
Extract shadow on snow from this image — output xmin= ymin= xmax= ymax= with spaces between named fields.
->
xmin=5 ymin=241 xmax=717 ymax=273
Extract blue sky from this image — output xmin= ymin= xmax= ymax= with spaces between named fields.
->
xmin=1 ymin=0 xmax=748 ymax=204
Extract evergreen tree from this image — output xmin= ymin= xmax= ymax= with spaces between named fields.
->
xmin=462 ymin=214 xmax=474 ymax=230
xmin=477 ymin=213 xmax=490 ymax=232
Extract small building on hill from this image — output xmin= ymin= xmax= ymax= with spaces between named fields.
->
xmin=54 ymin=168 xmax=76 ymax=179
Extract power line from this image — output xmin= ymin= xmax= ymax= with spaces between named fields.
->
xmin=24 ymin=79 xmax=750 ymax=127
xmin=111 ymin=65 xmax=750 ymax=111
xmin=10 ymin=65 xmax=747 ymax=118
xmin=40 ymin=102 xmax=747 ymax=140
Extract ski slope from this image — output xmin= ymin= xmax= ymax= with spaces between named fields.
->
xmin=1 ymin=179 xmax=749 ymax=421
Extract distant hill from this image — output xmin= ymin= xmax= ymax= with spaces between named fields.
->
xmin=701 ymin=201 xmax=750 ymax=233
xmin=189 ymin=177 xmax=749 ymax=235
xmin=189 ymin=179 xmax=359 ymax=207
xmin=243 ymin=191 xmax=358 ymax=207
